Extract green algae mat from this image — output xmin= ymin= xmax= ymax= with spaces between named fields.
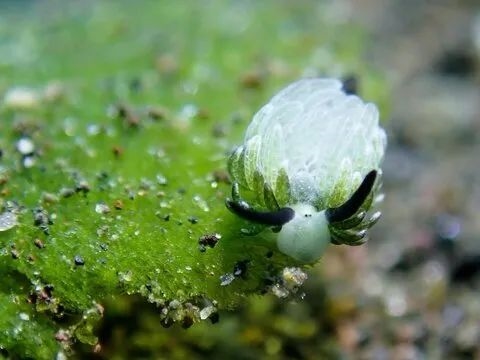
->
xmin=0 ymin=1 xmax=386 ymax=358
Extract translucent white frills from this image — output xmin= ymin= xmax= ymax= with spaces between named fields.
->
xmin=242 ymin=78 xmax=386 ymax=205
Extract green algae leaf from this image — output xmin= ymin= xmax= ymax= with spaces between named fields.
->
xmin=0 ymin=271 xmax=60 ymax=359
xmin=0 ymin=0 xmax=386 ymax=358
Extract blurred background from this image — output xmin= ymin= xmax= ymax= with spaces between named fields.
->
xmin=1 ymin=0 xmax=480 ymax=359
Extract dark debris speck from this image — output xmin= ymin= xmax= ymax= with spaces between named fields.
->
xmin=187 ymin=216 xmax=198 ymax=224
xmin=212 ymin=169 xmax=230 ymax=184
xmin=233 ymin=260 xmax=250 ymax=279
xmin=34 ymin=238 xmax=45 ymax=249
xmin=113 ymin=103 xmax=140 ymax=127
xmin=212 ymin=123 xmax=227 ymax=138
xmin=113 ymin=199 xmax=124 ymax=210
xmin=32 ymin=207 xmax=53 ymax=235
xmin=434 ymin=49 xmax=476 ymax=77
xmin=209 ymin=312 xmax=220 ymax=324
xmin=75 ymin=180 xmax=90 ymax=195
xmin=147 ymin=106 xmax=168 ymax=121
xmin=160 ymin=317 xmax=174 ymax=328
xmin=112 ymin=145 xmax=124 ymax=158
xmin=129 ymin=77 xmax=142 ymax=93
xmin=451 ymin=254 xmax=480 ymax=284
xmin=240 ymin=69 xmax=265 ymax=89
xmin=74 ymin=255 xmax=85 ymax=266
xmin=59 ymin=187 xmax=76 ymax=198
xmin=198 ymin=233 xmax=221 ymax=252
xmin=181 ymin=316 xmax=194 ymax=329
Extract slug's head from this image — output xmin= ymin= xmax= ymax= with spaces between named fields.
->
xmin=226 ymin=198 xmax=330 ymax=262
xmin=226 ymin=170 xmax=381 ymax=263
xmin=276 ymin=204 xmax=330 ymax=263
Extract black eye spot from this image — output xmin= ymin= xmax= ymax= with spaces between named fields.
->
xmin=304 ymin=213 xmax=312 ymax=218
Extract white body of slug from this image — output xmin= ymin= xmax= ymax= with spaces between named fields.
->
xmin=230 ymin=78 xmax=386 ymax=262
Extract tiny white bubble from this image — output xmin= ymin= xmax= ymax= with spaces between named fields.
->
xmin=0 ymin=212 xmax=18 ymax=232
xmin=16 ymin=138 xmax=35 ymax=155
xmin=95 ymin=203 xmax=110 ymax=214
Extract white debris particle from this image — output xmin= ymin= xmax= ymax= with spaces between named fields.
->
xmin=63 ymin=117 xmax=77 ymax=136
xmin=43 ymin=81 xmax=65 ymax=102
xmin=193 ymin=195 xmax=210 ymax=212
xmin=282 ymin=267 xmax=308 ymax=290
xmin=181 ymin=82 xmax=198 ymax=95
xmin=56 ymin=351 xmax=68 ymax=360
xmin=169 ymin=299 xmax=181 ymax=309
xmin=0 ymin=212 xmax=18 ymax=232
xmin=22 ymin=156 xmax=36 ymax=168
xmin=16 ymin=137 xmax=35 ymax=155
xmin=159 ymin=201 xmax=170 ymax=208
xmin=199 ymin=306 xmax=216 ymax=320
xmin=220 ymin=273 xmax=235 ymax=286
xmin=95 ymin=203 xmax=110 ymax=214
xmin=271 ymin=284 xmax=289 ymax=299
xmin=118 ymin=270 xmax=133 ymax=283
xmin=156 ymin=174 xmax=168 ymax=185
xmin=87 ymin=124 xmax=101 ymax=136
xmin=270 ymin=267 xmax=309 ymax=299
xmin=385 ymin=287 xmax=407 ymax=317
xmin=3 ymin=87 xmax=39 ymax=110
xmin=19 ymin=312 xmax=30 ymax=321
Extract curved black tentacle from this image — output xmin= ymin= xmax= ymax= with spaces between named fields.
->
xmin=326 ymin=170 xmax=377 ymax=223
xmin=226 ymin=199 xmax=294 ymax=226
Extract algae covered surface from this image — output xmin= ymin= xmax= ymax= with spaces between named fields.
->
xmin=0 ymin=0 xmax=385 ymax=358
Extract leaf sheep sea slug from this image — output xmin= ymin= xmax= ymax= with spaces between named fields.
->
xmin=226 ymin=78 xmax=387 ymax=262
